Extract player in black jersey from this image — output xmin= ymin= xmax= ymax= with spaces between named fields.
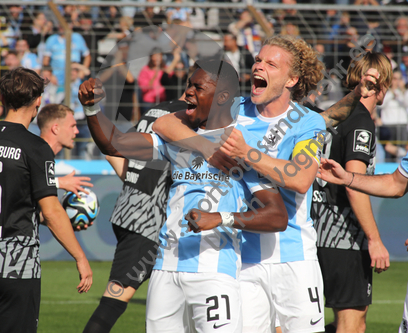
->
xmin=83 ymin=99 xmax=187 ymax=333
xmin=311 ymin=53 xmax=393 ymax=333
xmin=0 ymin=68 xmax=92 ymax=333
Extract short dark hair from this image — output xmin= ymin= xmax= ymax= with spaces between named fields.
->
xmin=37 ymin=104 xmax=74 ymax=131
xmin=195 ymin=58 xmax=240 ymax=97
xmin=0 ymin=67 xmax=46 ymax=111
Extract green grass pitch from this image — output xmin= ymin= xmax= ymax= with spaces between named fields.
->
xmin=38 ymin=261 xmax=407 ymax=332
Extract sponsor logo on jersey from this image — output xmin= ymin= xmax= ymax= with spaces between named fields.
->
xmin=172 ymin=170 xmax=230 ymax=182
xmin=353 ymin=129 xmax=372 ymax=155
xmin=191 ymin=156 xmax=205 ymax=170
xmin=45 ymin=161 xmax=56 ymax=186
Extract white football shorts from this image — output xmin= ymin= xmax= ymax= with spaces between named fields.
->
xmin=146 ymin=270 xmax=242 ymax=333
xmin=240 ymin=260 xmax=324 ymax=333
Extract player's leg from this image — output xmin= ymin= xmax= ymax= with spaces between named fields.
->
xmin=399 ymin=282 xmax=408 ymax=333
xmin=83 ymin=224 xmax=158 ymax=333
xmin=146 ymin=270 xmax=189 ymax=333
xmin=318 ymin=248 xmax=372 ymax=333
xmin=182 ymin=272 xmax=242 ymax=333
xmin=240 ymin=263 xmax=274 ymax=333
xmin=0 ymin=277 xmax=41 ymax=333
xmin=271 ymin=260 xmax=324 ymax=333
xmin=333 ymin=306 xmax=368 ymax=333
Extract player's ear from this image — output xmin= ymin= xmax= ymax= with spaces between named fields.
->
xmin=51 ymin=123 xmax=59 ymax=135
xmin=286 ymin=75 xmax=299 ymax=89
xmin=217 ymin=90 xmax=230 ymax=105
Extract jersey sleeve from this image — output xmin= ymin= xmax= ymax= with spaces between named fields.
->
xmin=151 ymin=133 xmax=170 ymax=162
xmin=343 ymin=115 xmax=375 ymax=165
xmin=30 ymin=142 xmax=58 ymax=201
xmin=44 ymin=35 xmax=54 ymax=58
xmin=293 ymin=110 xmax=326 ymax=165
xmin=77 ymin=34 xmax=90 ymax=57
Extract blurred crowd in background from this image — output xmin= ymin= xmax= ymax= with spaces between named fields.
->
xmin=0 ymin=0 xmax=407 ymax=160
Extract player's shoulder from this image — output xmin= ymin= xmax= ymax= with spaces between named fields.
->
xmin=289 ymin=102 xmax=326 ymax=131
xmin=342 ymin=102 xmax=374 ymax=131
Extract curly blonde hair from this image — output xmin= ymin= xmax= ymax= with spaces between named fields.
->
xmin=262 ymin=35 xmax=325 ymax=102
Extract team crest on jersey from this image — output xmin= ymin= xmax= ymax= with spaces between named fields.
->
xmin=266 ymin=132 xmax=278 ymax=148
xmin=353 ymin=129 xmax=372 ymax=155
xmin=45 ymin=161 xmax=56 ymax=186
xmin=191 ymin=156 xmax=204 ymax=170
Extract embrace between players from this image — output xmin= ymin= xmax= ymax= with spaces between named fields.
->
xmin=79 ymin=34 xmax=389 ymax=333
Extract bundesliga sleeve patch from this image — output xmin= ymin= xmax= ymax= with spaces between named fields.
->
xmin=353 ymin=130 xmax=372 ymax=155
xmin=45 ymin=161 xmax=57 ymax=187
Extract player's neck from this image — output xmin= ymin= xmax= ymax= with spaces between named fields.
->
xmin=256 ymin=96 xmax=291 ymax=118
xmin=40 ymin=133 xmax=61 ymax=155
xmin=4 ymin=107 xmax=35 ymax=129
xmin=204 ymin=109 xmax=234 ymax=130
xmin=359 ymin=95 xmax=377 ymax=114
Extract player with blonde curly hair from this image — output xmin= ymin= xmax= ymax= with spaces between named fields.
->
xmin=153 ymin=35 xmax=379 ymax=333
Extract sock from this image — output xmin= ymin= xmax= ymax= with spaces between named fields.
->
xmin=325 ymin=323 xmax=336 ymax=333
xmin=83 ymin=296 xmax=128 ymax=333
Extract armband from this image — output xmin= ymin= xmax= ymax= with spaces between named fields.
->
xmin=83 ymin=103 xmax=101 ymax=117
xmin=219 ymin=212 xmax=234 ymax=227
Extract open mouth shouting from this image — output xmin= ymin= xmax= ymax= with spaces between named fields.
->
xmin=185 ymin=99 xmax=197 ymax=116
xmin=252 ymin=74 xmax=267 ymax=96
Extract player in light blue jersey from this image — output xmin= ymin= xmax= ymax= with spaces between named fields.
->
xmin=318 ymin=154 xmax=408 ymax=333
xmin=153 ymin=35 xmax=380 ymax=333
xmin=79 ymin=59 xmax=288 ymax=333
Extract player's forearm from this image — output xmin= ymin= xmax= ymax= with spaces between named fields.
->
xmin=321 ymin=90 xmax=360 ymax=128
xmin=242 ymin=150 xmax=316 ymax=194
xmin=231 ymin=198 xmax=288 ymax=232
xmin=347 ymin=172 xmax=406 ymax=198
xmin=43 ymin=205 xmax=88 ymax=262
xmin=346 ymin=188 xmax=381 ymax=241
xmin=153 ymin=111 xmax=214 ymax=156
xmin=86 ymin=112 xmax=154 ymax=160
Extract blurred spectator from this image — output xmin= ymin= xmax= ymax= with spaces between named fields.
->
xmin=133 ymin=0 xmax=168 ymax=28
xmin=99 ymin=42 xmax=138 ymax=122
xmin=15 ymin=38 xmax=41 ymax=73
xmin=3 ymin=50 xmax=20 ymax=71
xmin=161 ymin=47 xmax=188 ymax=101
xmin=394 ymin=16 xmax=408 ymax=54
xmin=223 ymin=33 xmax=254 ymax=97
xmin=337 ymin=25 xmax=359 ymax=71
xmin=379 ymin=70 xmax=408 ymax=153
xmin=0 ymin=16 xmax=17 ymax=50
xmin=6 ymin=5 xmax=27 ymax=38
xmin=107 ymin=16 xmax=134 ymax=41
xmin=25 ymin=13 xmax=54 ymax=63
xmin=400 ymin=54 xmax=408 ymax=86
xmin=228 ymin=9 xmax=265 ymax=58
xmin=43 ymin=22 xmax=91 ymax=92
xmin=138 ymin=47 xmax=166 ymax=114
xmin=68 ymin=64 xmax=92 ymax=158
xmin=281 ymin=22 xmax=300 ymax=37
xmin=166 ymin=0 xmax=192 ymax=24
xmin=39 ymin=67 xmax=61 ymax=109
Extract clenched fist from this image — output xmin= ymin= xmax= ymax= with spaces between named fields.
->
xmin=78 ymin=78 xmax=106 ymax=106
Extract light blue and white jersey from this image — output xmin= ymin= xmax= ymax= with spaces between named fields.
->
xmin=398 ymin=153 xmax=408 ymax=178
xmin=236 ymin=96 xmax=326 ymax=264
xmin=21 ymin=52 xmax=41 ymax=71
xmin=151 ymin=123 xmax=272 ymax=279
xmin=44 ymin=33 xmax=90 ymax=87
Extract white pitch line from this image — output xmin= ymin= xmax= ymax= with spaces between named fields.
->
xmin=42 ymin=300 xmax=99 ymax=305
xmin=373 ymin=300 xmax=405 ymax=304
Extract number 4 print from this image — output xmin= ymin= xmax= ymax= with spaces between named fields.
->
xmin=308 ymin=287 xmax=322 ymax=313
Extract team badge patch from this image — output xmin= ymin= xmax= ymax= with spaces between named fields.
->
xmin=353 ymin=130 xmax=372 ymax=155
xmin=45 ymin=161 xmax=57 ymax=186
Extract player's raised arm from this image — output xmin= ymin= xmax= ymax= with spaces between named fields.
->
xmin=78 ymin=78 xmax=154 ymax=160
xmin=39 ymin=196 xmax=93 ymax=293
xmin=187 ymin=188 xmax=288 ymax=233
